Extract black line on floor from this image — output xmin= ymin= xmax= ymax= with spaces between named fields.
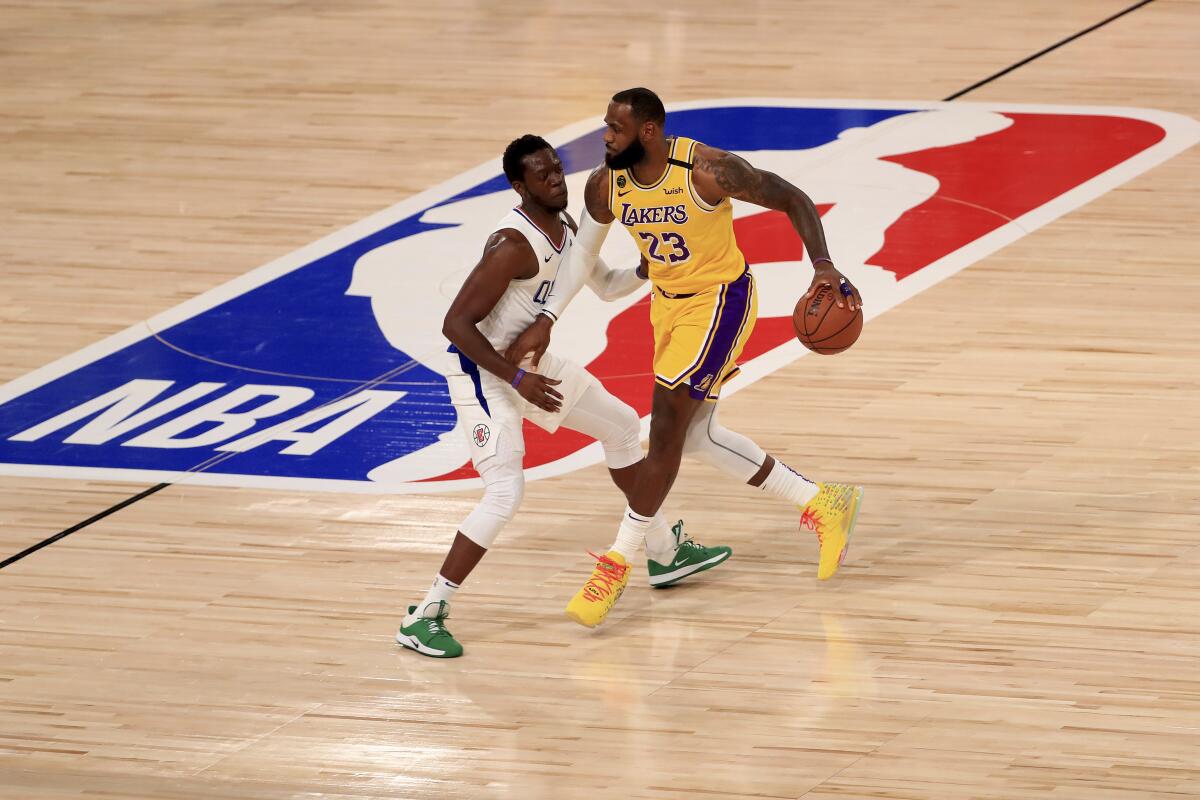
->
xmin=944 ymin=0 xmax=1157 ymax=101
xmin=0 ymin=483 xmax=170 ymax=570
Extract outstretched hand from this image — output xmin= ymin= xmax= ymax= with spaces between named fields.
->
xmin=504 ymin=315 xmax=553 ymax=368
xmin=803 ymin=262 xmax=862 ymax=311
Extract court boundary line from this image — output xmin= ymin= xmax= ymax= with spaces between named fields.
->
xmin=943 ymin=0 xmax=1157 ymax=101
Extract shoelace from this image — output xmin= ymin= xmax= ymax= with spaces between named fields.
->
xmin=417 ymin=601 xmax=452 ymax=637
xmin=582 ymin=551 xmax=629 ymax=602
xmin=799 ymin=507 xmax=826 ymax=544
xmin=422 ymin=616 xmax=451 ymax=637
xmin=671 ymin=519 xmax=703 ymax=552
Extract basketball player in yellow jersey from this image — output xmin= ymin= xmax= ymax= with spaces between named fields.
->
xmin=510 ymin=88 xmax=865 ymax=628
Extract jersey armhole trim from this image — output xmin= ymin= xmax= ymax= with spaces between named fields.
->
xmin=607 ymin=167 xmax=617 ymax=218
xmin=686 ymin=140 xmax=721 ymax=212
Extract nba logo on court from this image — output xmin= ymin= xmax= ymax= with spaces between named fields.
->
xmin=0 ymin=99 xmax=1195 ymax=493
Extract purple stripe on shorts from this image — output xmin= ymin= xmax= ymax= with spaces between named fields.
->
xmin=687 ymin=268 xmax=752 ymax=400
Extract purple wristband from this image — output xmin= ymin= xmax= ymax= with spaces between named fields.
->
xmin=511 ymin=369 xmax=526 ymax=388
xmin=813 ymin=257 xmax=833 ymax=267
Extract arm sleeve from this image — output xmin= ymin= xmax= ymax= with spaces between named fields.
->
xmin=586 ymin=255 xmax=646 ymax=301
xmin=540 ymin=209 xmax=612 ymax=321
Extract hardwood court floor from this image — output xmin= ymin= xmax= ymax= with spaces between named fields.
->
xmin=1 ymin=1 xmax=1198 ymax=798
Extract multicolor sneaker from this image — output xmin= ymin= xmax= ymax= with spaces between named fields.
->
xmin=648 ymin=520 xmax=732 ymax=588
xmin=800 ymin=483 xmax=864 ymax=580
xmin=396 ymin=601 xmax=463 ymax=658
xmin=564 ymin=550 xmax=630 ymax=628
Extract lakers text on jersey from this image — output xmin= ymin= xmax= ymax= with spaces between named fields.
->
xmin=608 ymin=136 xmax=745 ymax=296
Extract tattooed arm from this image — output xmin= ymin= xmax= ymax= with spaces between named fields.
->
xmin=691 ymin=144 xmax=861 ymax=310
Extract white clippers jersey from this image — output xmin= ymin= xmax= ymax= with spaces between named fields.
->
xmin=476 ymin=206 xmax=572 ymax=350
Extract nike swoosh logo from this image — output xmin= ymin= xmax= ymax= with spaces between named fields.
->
xmin=616 ymin=190 xmax=632 ymax=197
xmin=543 ymin=254 xmax=552 ymax=262
xmin=672 ymin=557 xmax=691 ymax=567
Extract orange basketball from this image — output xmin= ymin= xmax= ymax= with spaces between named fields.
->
xmin=793 ymin=284 xmax=862 ymax=354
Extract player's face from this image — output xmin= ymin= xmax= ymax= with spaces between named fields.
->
xmin=603 ymin=103 xmax=645 ymax=169
xmin=518 ymin=148 xmax=568 ymax=212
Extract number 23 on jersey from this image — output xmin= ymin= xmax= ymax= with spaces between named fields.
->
xmin=638 ymin=231 xmax=691 ymax=265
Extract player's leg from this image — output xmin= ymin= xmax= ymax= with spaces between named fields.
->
xmin=564 ymin=381 xmax=705 ymax=627
xmin=611 ymin=268 xmax=760 ymax=568
xmin=681 ymin=396 xmax=863 ymax=580
xmin=397 ymin=379 xmax=525 ymax=658
xmin=617 ymin=381 xmax=707 ymax=540
xmin=397 ymin=449 xmax=524 ymax=658
xmin=682 ymin=401 xmax=819 ymax=504
xmin=559 ymin=380 xmax=732 ymax=588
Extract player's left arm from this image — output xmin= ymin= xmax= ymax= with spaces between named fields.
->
xmin=563 ymin=213 xmax=650 ymax=299
xmin=692 ymin=144 xmax=861 ymax=310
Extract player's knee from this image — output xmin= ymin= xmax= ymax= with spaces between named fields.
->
xmin=646 ymin=435 xmax=686 ymax=473
xmin=459 ymin=467 xmax=524 ymax=549
xmin=599 ymin=400 xmax=642 ymax=467
xmin=689 ymin=418 xmax=764 ymax=483
xmin=648 ymin=414 xmax=689 ymax=460
xmin=484 ymin=471 xmax=525 ymax=523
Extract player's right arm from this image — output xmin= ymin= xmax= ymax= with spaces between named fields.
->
xmin=443 ymin=231 xmax=563 ymax=412
xmin=504 ymin=167 xmax=616 ymax=367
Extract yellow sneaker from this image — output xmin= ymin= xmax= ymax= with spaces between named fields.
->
xmin=565 ymin=550 xmax=631 ymax=628
xmin=800 ymin=483 xmax=864 ymax=580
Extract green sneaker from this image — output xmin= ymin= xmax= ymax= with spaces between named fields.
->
xmin=396 ymin=601 xmax=463 ymax=658
xmin=647 ymin=520 xmax=732 ymax=588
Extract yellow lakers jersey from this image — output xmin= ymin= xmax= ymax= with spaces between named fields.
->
xmin=608 ymin=136 xmax=745 ymax=295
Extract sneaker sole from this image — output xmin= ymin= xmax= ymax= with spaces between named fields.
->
xmin=834 ymin=487 xmax=864 ymax=574
xmin=564 ymin=582 xmax=628 ymax=628
xmin=564 ymin=607 xmax=602 ymax=628
xmin=844 ymin=487 xmax=863 ymax=556
xmin=395 ymin=631 xmax=460 ymax=658
xmin=648 ymin=549 xmax=732 ymax=588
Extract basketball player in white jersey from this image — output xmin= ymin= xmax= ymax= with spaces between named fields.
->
xmin=397 ymin=135 xmax=733 ymax=658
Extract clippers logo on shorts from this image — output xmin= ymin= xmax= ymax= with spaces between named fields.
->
xmin=472 ymin=424 xmax=490 ymax=447
xmin=0 ymin=101 xmax=1195 ymax=493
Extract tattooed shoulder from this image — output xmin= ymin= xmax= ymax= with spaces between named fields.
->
xmin=584 ymin=165 xmax=614 ymax=221
xmin=694 ymin=144 xmax=761 ymax=199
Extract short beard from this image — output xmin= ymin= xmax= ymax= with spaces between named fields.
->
xmin=605 ymin=137 xmax=646 ymax=170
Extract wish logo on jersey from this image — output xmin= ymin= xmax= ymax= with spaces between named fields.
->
xmin=0 ymin=100 xmax=1195 ymax=493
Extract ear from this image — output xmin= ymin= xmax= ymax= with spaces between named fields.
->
xmin=639 ymin=120 xmax=657 ymax=142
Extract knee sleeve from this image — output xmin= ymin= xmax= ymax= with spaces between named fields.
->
xmin=562 ymin=384 xmax=644 ymax=470
xmin=683 ymin=403 xmax=765 ymax=483
xmin=458 ymin=455 xmax=525 ymax=549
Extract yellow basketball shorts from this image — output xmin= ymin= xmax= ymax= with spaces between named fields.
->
xmin=651 ymin=266 xmax=757 ymax=401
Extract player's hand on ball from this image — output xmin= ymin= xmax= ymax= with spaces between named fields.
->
xmin=504 ymin=315 xmax=552 ymax=368
xmin=804 ymin=263 xmax=861 ymax=311
xmin=515 ymin=372 xmax=563 ymax=412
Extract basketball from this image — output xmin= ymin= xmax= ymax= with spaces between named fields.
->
xmin=793 ymin=284 xmax=863 ymax=354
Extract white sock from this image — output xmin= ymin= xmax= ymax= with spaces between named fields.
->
xmin=610 ymin=506 xmax=654 ymax=560
xmin=405 ymin=574 xmax=460 ymax=624
xmin=643 ymin=514 xmax=677 ymax=564
xmin=761 ymin=459 xmax=820 ymax=506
